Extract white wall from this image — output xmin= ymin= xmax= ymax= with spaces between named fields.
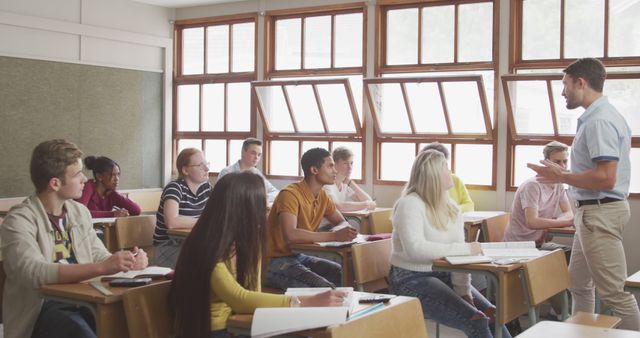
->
xmin=0 ymin=0 xmax=176 ymax=184
xmin=177 ymin=0 xmax=640 ymax=274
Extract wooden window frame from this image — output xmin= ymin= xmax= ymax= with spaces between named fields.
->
xmin=173 ymin=14 xmax=258 ymax=175
xmin=262 ymin=4 xmax=368 ymax=181
xmin=374 ymin=0 xmax=499 ymax=188
xmin=507 ymin=0 xmax=640 ymax=197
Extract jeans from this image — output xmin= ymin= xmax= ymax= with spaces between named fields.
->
xmin=569 ymin=201 xmax=640 ymax=330
xmin=266 ymin=254 xmax=342 ymax=289
xmin=32 ymin=300 xmax=96 ymax=338
xmin=389 ymin=266 xmax=511 ymax=338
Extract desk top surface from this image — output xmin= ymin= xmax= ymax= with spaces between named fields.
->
xmin=290 ymin=242 xmax=353 ymax=253
xmin=548 ymin=226 xmax=576 ymax=235
xmin=517 ymin=321 xmax=640 ymax=338
xmin=167 ymin=227 xmax=192 ymax=237
xmin=626 ymin=270 xmax=640 ymax=288
xmin=40 ymin=280 xmax=166 ymax=305
xmin=342 ymin=207 xmax=392 ymax=218
xmin=432 ymin=258 xmax=523 ymax=272
xmin=462 ymin=211 xmax=505 ymax=224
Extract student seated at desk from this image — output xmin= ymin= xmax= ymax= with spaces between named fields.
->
xmin=422 ymin=142 xmax=474 ymax=212
xmin=503 ymin=141 xmax=574 ymax=246
xmin=0 ymin=139 xmax=148 ymax=338
xmin=76 ymin=155 xmax=141 ymax=218
xmin=218 ymin=138 xmax=278 ymax=203
xmin=265 ymin=148 xmax=358 ymax=290
xmin=388 ymin=150 xmax=511 ymax=338
xmin=170 ymin=172 xmax=346 ymax=338
xmin=153 ymin=148 xmax=212 ymax=268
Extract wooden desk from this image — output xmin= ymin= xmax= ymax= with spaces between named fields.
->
xmin=432 ymin=259 xmax=528 ymax=338
xmin=92 ymin=218 xmax=117 ymax=252
xmin=290 ymin=243 xmax=354 ymax=287
xmin=463 ymin=211 xmax=506 ymax=242
xmin=342 ymin=208 xmax=392 ymax=234
xmin=40 ymin=281 xmax=163 ymax=338
xmin=166 ymin=227 xmax=192 ymax=239
xmin=548 ymin=226 xmax=576 ymax=239
xmin=517 ymin=321 xmax=640 ymax=338
xmin=0 ymin=196 xmax=25 ymax=217
xmin=227 ymin=294 xmax=426 ymax=338
xmin=625 ymin=270 xmax=640 ymax=297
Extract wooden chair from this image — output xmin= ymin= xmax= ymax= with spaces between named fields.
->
xmin=126 ymin=190 xmax=162 ymax=214
xmin=351 ymin=239 xmax=392 ymax=292
xmin=122 ymin=281 xmax=173 ymax=338
xmin=114 ymin=215 xmax=156 ymax=259
xmin=480 ymin=212 xmax=510 ymax=242
xmin=368 ymin=209 xmax=393 ymax=234
xmin=0 ymin=197 xmax=24 ymax=217
xmin=521 ymin=249 xmax=620 ymax=328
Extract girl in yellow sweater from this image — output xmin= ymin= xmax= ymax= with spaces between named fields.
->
xmin=170 ymin=171 xmax=345 ymax=338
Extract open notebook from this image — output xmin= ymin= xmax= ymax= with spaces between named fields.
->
xmin=100 ymin=266 xmax=172 ymax=281
xmin=445 ymin=241 xmax=543 ymax=265
xmin=250 ymin=287 xmax=354 ymax=338
xmin=316 ymin=234 xmax=368 ymax=247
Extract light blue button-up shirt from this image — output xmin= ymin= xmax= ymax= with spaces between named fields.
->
xmin=218 ymin=160 xmax=279 ymax=201
xmin=569 ymin=96 xmax=632 ymax=201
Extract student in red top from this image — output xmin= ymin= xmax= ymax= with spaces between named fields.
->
xmin=76 ymin=156 xmax=141 ymax=218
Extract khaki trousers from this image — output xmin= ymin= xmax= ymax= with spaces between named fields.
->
xmin=569 ymin=200 xmax=640 ymax=330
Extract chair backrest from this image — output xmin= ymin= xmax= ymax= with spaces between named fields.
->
xmin=522 ymin=249 xmax=570 ymax=306
xmin=122 ymin=281 xmax=173 ymax=338
xmin=481 ymin=212 xmax=510 ymax=242
xmin=351 ymin=239 xmax=392 ymax=292
xmin=114 ymin=215 xmax=156 ymax=253
xmin=328 ymin=297 xmax=428 ymax=338
xmin=0 ymin=197 xmax=24 ymax=216
xmin=126 ymin=190 xmax=162 ymax=214
xmin=369 ymin=209 xmax=392 ymax=234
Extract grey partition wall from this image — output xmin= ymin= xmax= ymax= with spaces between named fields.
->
xmin=0 ymin=56 xmax=163 ymax=197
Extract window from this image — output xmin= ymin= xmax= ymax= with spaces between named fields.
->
xmin=376 ymin=1 xmax=498 ymax=188
xmin=263 ymin=5 xmax=366 ymax=179
xmin=174 ymin=16 xmax=257 ymax=173
xmin=507 ymin=0 xmax=640 ymax=194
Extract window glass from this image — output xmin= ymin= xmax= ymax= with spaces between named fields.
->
xmin=551 ymin=80 xmax=581 ymax=135
xmin=232 ymin=23 xmax=255 ymax=72
xmin=454 ymin=144 xmax=492 ymax=185
xmin=205 ymin=139 xmax=226 ymax=173
xmin=405 ymin=82 xmax=448 ymax=134
xmin=442 ymin=81 xmax=487 ymax=134
xmin=182 ymin=27 xmax=204 ymax=75
xmin=605 ymin=78 xmax=640 ymax=136
xmin=421 ymin=6 xmax=454 ymax=63
xmin=458 ymin=2 xmax=493 ymax=62
xmin=202 ymin=84 xmax=224 ymax=132
xmin=316 ymin=84 xmax=357 ymax=133
xmin=227 ymin=82 xmax=251 ymax=132
xmin=178 ymin=139 xmax=202 ymax=153
xmin=177 ymin=85 xmax=199 ymax=132
xmin=380 ymin=143 xmax=415 ymax=181
xmin=270 ymin=140 xmax=300 ymax=176
xmin=386 ymin=8 xmax=418 ymax=65
xmin=206 ymin=25 xmax=229 ymax=74
xmin=522 ymin=0 xmax=560 ymax=60
xmin=285 ymin=84 xmax=324 ymax=132
xmin=229 ymin=140 xmax=244 ymax=166
xmin=304 ymin=16 xmax=331 ymax=69
xmin=367 ymin=83 xmax=411 ymax=133
xmin=255 ymin=86 xmax=294 ymax=132
xmin=513 ymin=145 xmax=544 ymax=186
xmin=609 ymin=0 xmax=640 ymax=57
xmin=334 ymin=13 xmax=363 ymax=67
xmin=275 ymin=18 xmax=302 ymax=70
xmin=564 ymin=0 xmax=604 ymax=58
xmin=506 ymin=80 xmax=554 ymax=135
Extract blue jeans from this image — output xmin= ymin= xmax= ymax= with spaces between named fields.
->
xmin=32 ymin=300 xmax=96 ymax=338
xmin=389 ymin=266 xmax=511 ymax=338
xmin=266 ymin=254 xmax=342 ymax=289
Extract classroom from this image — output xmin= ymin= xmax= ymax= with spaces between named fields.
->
xmin=1 ymin=0 xmax=640 ymax=337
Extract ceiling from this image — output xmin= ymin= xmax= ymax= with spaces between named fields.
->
xmin=130 ymin=0 xmax=247 ymax=9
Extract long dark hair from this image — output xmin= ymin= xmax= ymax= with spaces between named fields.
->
xmin=169 ymin=171 xmax=267 ymax=338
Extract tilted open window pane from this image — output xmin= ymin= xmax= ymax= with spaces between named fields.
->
xmin=182 ymin=27 xmax=204 ymax=75
xmin=202 ymin=84 xmax=224 ymax=132
xmin=254 ymin=79 xmax=361 ymax=136
xmin=457 ymin=2 xmax=493 ymax=62
xmin=207 ymin=25 xmax=229 ymax=74
xmin=522 ymin=0 xmax=560 ymax=60
xmin=232 ymin=22 xmax=255 ymax=72
xmin=406 ymin=83 xmax=448 ymax=134
xmin=254 ymin=86 xmax=294 ymax=132
xmin=564 ymin=0 xmax=604 ymax=58
xmin=386 ymin=8 xmax=418 ymax=65
xmin=334 ymin=13 xmax=363 ymax=67
xmin=421 ymin=5 xmax=454 ymax=64
xmin=366 ymin=83 xmax=412 ymax=133
xmin=609 ymin=0 xmax=640 ymax=57
xmin=284 ymin=84 xmax=324 ymax=133
xmin=304 ymin=16 xmax=331 ymax=69
xmin=270 ymin=140 xmax=300 ymax=176
xmin=442 ymin=81 xmax=488 ymax=134
xmin=177 ymin=85 xmax=199 ymax=132
xmin=550 ymin=80 xmax=581 ymax=135
xmin=504 ymin=80 xmax=554 ymax=135
xmin=275 ymin=18 xmax=302 ymax=70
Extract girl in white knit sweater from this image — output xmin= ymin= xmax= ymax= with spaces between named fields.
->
xmin=388 ymin=150 xmax=511 ymax=338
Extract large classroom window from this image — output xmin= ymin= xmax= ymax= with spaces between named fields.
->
xmin=373 ymin=0 xmax=498 ymax=188
xmin=173 ymin=16 xmax=257 ymax=173
xmin=505 ymin=0 xmax=640 ymax=194
xmin=262 ymin=4 xmax=366 ymax=180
